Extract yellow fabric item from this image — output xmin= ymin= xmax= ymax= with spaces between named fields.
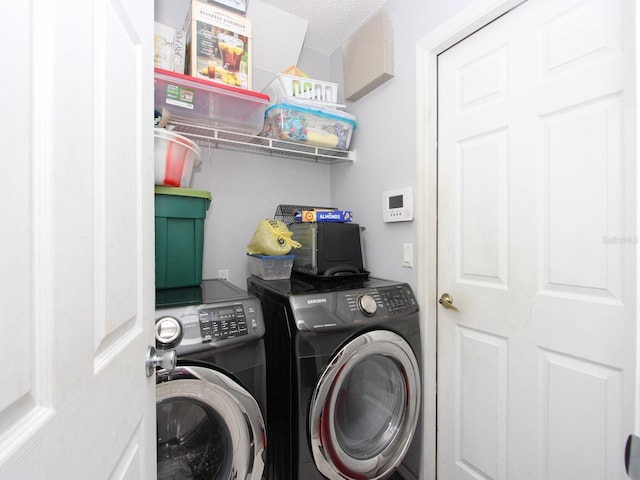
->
xmin=247 ymin=219 xmax=302 ymax=256
xmin=306 ymin=130 xmax=339 ymax=148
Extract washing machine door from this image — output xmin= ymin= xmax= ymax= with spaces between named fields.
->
xmin=156 ymin=365 xmax=265 ymax=480
xmin=309 ymin=330 xmax=421 ymax=480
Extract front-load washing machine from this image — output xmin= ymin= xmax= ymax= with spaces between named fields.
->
xmin=247 ymin=275 xmax=422 ymax=480
xmin=155 ymin=279 xmax=267 ymax=480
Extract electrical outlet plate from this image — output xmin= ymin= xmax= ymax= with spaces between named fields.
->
xmin=383 ymin=187 xmax=414 ymax=223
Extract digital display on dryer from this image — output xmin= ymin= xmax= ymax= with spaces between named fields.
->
xmin=379 ymin=287 xmax=418 ymax=314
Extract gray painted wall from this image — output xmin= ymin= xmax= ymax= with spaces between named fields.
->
xmin=330 ymin=0 xmax=477 ymax=290
xmin=163 ymin=2 xmax=479 ymax=478
xmin=181 ymin=0 xmax=477 ymax=289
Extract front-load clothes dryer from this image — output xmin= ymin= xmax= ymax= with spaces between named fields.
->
xmin=155 ymin=279 xmax=267 ymax=480
xmin=247 ymin=275 xmax=422 ymax=480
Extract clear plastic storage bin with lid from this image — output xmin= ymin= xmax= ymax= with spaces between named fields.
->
xmin=247 ymin=254 xmax=294 ymax=280
xmin=261 ymin=98 xmax=356 ymax=150
xmin=154 ymin=68 xmax=270 ymax=135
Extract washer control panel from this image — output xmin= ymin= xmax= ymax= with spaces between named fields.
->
xmin=198 ymin=304 xmax=248 ymax=342
xmin=155 ymin=297 xmax=265 ymax=353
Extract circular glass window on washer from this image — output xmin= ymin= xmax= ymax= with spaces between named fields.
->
xmin=156 ymin=398 xmax=232 ymax=480
xmin=334 ymin=355 xmax=407 ymax=460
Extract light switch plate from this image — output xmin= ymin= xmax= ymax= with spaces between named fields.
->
xmin=402 ymin=243 xmax=413 ymax=268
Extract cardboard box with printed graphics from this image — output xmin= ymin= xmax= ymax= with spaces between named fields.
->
xmin=203 ymin=0 xmax=248 ymax=14
xmin=184 ymin=1 xmax=252 ymax=89
xmin=154 ymin=22 xmax=186 ymax=74
xmin=294 ymin=210 xmax=353 ymax=223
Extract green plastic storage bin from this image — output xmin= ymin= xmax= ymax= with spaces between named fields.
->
xmin=155 ymin=186 xmax=212 ymax=289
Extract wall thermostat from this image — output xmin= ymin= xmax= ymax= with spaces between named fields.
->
xmin=382 ymin=187 xmax=414 ymax=222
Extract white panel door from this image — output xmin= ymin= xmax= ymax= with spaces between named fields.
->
xmin=0 ymin=0 xmax=155 ymax=478
xmin=437 ymin=0 xmax=636 ymax=478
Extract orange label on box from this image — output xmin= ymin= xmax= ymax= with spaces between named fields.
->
xmin=296 ymin=210 xmax=353 ymax=222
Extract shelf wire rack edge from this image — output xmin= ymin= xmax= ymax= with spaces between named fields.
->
xmin=166 ymin=121 xmax=356 ymax=164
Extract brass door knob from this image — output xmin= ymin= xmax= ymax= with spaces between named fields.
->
xmin=439 ymin=293 xmax=459 ymax=312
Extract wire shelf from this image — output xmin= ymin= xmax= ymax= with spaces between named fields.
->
xmin=166 ymin=120 xmax=356 ymax=164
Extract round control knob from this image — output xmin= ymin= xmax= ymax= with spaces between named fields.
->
xmin=357 ymin=294 xmax=378 ymax=316
xmin=155 ymin=316 xmax=182 ymax=346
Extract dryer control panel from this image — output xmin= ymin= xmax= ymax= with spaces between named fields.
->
xmin=349 ymin=285 xmax=417 ymax=316
xmin=289 ymin=282 xmax=419 ymax=332
xmin=380 ymin=286 xmax=417 ymax=314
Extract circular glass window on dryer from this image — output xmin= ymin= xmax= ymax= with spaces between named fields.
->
xmin=334 ymin=355 xmax=407 ymax=460
xmin=309 ymin=330 xmax=421 ymax=480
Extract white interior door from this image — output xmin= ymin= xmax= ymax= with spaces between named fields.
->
xmin=436 ymin=0 xmax=637 ymax=478
xmin=0 ymin=1 xmax=155 ymax=478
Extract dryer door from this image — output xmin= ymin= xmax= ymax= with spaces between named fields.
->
xmin=309 ymin=330 xmax=421 ymax=480
xmin=156 ymin=365 xmax=265 ymax=480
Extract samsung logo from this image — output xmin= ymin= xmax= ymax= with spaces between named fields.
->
xmin=307 ymin=298 xmax=327 ymax=305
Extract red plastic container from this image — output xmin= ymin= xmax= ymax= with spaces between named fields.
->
xmin=154 ymin=128 xmax=201 ymax=187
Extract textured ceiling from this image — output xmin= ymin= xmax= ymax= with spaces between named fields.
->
xmin=256 ymin=0 xmax=387 ymax=55
xmin=154 ymin=0 xmax=387 ymax=58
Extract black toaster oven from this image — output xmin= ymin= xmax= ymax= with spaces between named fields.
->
xmin=288 ymin=222 xmax=368 ymax=278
